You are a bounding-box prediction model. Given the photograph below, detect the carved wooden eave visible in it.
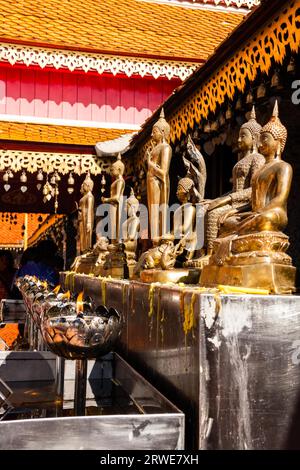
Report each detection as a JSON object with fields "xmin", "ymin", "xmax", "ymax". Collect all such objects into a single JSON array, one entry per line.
[
  {"xmin": 0, "ymin": 43, "xmax": 199, "ymax": 81},
  {"xmin": 126, "ymin": 0, "xmax": 299, "ymax": 157},
  {"xmin": 0, "ymin": 150, "xmax": 111, "ymax": 176},
  {"xmin": 141, "ymin": 0, "xmax": 260, "ymax": 13}
]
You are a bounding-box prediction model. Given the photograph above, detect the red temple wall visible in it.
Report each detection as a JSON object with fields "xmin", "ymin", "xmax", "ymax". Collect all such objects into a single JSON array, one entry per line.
[{"xmin": 0, "ymin": 64, "xmax": 180, "ymax": 126}]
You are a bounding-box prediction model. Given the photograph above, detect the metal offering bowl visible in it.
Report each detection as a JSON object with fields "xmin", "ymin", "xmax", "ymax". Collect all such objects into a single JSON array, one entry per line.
[
  {"xmin": 22, "ymin": 285, "xmax": 49, "ymax": 317},
  {"xmin": 40, "ymin": 305, "xmax": 122, "ymax": 359}
]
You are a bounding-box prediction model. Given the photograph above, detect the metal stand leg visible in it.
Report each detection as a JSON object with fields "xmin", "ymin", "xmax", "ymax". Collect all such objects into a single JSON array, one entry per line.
[
  {"xmin": 74, "ymin": 359, "xmax": 87, "ymax": 416},
  {"xmin": 55, "ymin": 356, "xmax": 65, "ymax": 398}
]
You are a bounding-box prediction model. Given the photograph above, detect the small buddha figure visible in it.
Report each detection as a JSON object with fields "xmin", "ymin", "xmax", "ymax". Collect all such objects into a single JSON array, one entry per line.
[
  {"xmin": 93, "ymin": 233, "xmax": 109, "ymax": 267},
  {"xmin": 160, "ymin": 177, "xmax": 197, "ymax": 270},
  {"xmin": 101, "ymin": 153, "xmax": 125, "ymax": 245},
  {"xmin": 122, "ymin": 188, "xmax": 140, "ymax": 276},
  {"xmin": 147, "ymin": 108, "xmax": 172, "ymax": 245},
  {"xmin": 200, "ymin": 101, "xmax": 296, "ymax": 293},
  {"xmin": 204, "ymin": 107, "xmax": 265, "ymax": 255},
  {"xmin": 78, "ymin": 172, "xmax": 94, "ymax": 254}
]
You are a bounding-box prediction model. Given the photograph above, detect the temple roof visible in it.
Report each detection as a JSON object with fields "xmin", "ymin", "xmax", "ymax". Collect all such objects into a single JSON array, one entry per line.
[
  {"xmin": 0, "ymin": 213, "xmax": 47, "ymax": 249},
  {"xmin": 0, "ymin": 212, "xmax": 64, "ymax": 249},
  {"xmin": 0, "ymin": 0, "xmax": 244, "ymax": 62},
  {"xmin": 0, "ymin": 122, "xmax": 131, "ymax": 146}
]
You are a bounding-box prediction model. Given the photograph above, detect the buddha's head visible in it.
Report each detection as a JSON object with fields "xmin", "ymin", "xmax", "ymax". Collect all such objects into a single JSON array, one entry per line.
[
  {"xmin": 260, "ymin": 101, "xmax": 287, "ymax": 159},
  {"xmin": 151, "ymin": 107, "xmax": 170, "ymax": 144},
  {"xmin": 238, "ymin": 106, "xmax": 262, "ymax": 153},
  {"xmin": 126, "ymin": 188, "xmax": 139, "ymax": 217},
  {"xmin": 111, "ymin": 153, "xmax": 125, "ymax": 177},
  {"xmin": 81, "ymin": 173, "xmax": 94, "ymax": 194},
  {"xmin": 176, "ymin": 177, "xmax": 194, "ymax": 204}
]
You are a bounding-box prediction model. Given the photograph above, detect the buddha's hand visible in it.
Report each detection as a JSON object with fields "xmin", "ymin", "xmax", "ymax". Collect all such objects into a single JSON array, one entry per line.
[{"xmin": 218, "ymin": 208, "xmax": 238, "ymax": 227}]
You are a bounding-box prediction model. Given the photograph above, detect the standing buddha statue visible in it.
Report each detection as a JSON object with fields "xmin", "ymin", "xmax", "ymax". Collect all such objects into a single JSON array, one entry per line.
[
  {"xmin": 147, "ymin": 107, "xmax": 172, "ymax": 245},
  {"xmin": 78, "ymin": 172, "xmax": 94, "ymax": 254},
  {"xmin": 101, "ymin": 153, "xmax": 125, "ymax": 245},
  {"xmin": 101, "ymin": 153, "xmax": 126, "ymax": 278}
]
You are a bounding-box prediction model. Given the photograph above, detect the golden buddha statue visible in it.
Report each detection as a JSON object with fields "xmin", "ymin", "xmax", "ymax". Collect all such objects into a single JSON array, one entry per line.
[
  {"xmin": 101, "ymin": 153, "xmax": 125, "ymax": 245},
  {"xmin": 147, "ymin": 108, "xmax": 172, "ymax": 245},
  {"xmin": 101, "ymin": 153, "xmax": 126, "ymax": 278},
  {"xmin": 200, "ymin": 101, "xmax": 296, "ymax": 294},
  {"xmin": 122, "ymin": 188, "xmax": 140, "ymax": 278},
  {"xmin": 204, "ymin": 106, "xmax": 265, "ymax": 256},
  {"xmin": 137, "ymin": 137, "xmax": 206, "ymax": 283},
  {"xmin": 78, "ymin": 172, "xmax": 94, "ymax": 254}
]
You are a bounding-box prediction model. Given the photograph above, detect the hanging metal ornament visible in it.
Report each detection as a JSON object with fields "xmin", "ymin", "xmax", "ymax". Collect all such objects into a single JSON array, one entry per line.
[
  {"xmin": 225, "ymin": 105, "xmax": 232, "ymax": 120},
  {"xmin": 211, "ymin": 120, "xmax": 219, "ymax": 132},
  {"xmin": 43, "ymin": 180, "xmax": 53, "ymax": 203},
  {"xmin": 235, "ymin": 97, "xmax": 242, "ymax": 110},
  {"xmin": 219, "ymin": 113, "xmax": 226, "ymax": 127},
  {"xmin": 20, "ymin": 171, "xmax": 27, "ymax": 183},
  {"xmin": 54, "ymin": 186, "xmax": 59, "ymax": 213},
  {"xmin": 50, "ymin": 174, "xmax": 56, "ymax": 185},
  {"xmin": 203, "ymin": 121, "xmax": 211, "ymax": 133},
  {"xmin": 37, "ymin": 170, "xmax": 44, "ymax": 181},
  {"xmin": 54, "ymin": 172, "xmax": 61, "ymax": 183},
  {"xmin": 246, "ymin": 89, "xmax": 254, "ymax": 104},
  {"xmin": 271, "ymin": 70, "xmax": 283, "ymax": 90},
  {"xmin": 257, "ymin": 81, "xmax": 267, "ymax": 99},
  {"xmin": 67, "ymin": 172, "xmax": 75, "ymax": 194},
  {"xmin": 68, "ymin": 173, "xmax": 74, "ymax": 186},
  {"xmin": 101, "ymin": 174, "xmax": 106, "ymax": 194},
  {"xmin": 287, "ymin": 57, "xmax": 296, "ymax": 74}
]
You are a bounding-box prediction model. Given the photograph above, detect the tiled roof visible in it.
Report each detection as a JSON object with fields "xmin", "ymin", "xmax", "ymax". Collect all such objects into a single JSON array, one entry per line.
[
  {"xmin": 0, "ymin": 213, "xmax": 49, "ymax": 248},
  {"xmin": 0, "ymin": 122, "xmax": 130, "ymax": 146},
  {"xmin": 0, "ymin": 0, "xmax": 243, "ymax": 61},
  {"xmin": 0, "ymin": 324, "xmax": 19, "ymax": 348},
  {"xmin": 28, "ymin": 214, "xmax": 64, "ymax": 246}
]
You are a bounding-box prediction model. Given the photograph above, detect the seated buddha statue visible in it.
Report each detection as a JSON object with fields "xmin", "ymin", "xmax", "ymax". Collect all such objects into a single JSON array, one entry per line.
[
  {"xmin": 200, "ymin": 101, "xmax": 296, "ymax": 294},
  {"xmin": 204, "ymin": 106, "xmax": 265, "ymax": 256},
  {"xmin": 133, "ymin": 176, "xmax": 198, "ymax": 282}
]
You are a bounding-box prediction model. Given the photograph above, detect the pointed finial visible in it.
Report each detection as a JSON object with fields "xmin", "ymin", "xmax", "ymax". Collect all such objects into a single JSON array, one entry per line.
[
  {"xmin": 250, "ymin": 105, "xmax": 256, "ymax": 120},
  {"xmin": 160, "ymin": 107, "xmax": 165, "ymax": 119},
  {"xmin": 273, "ymin": 100, "xmax": 279, "ymax": 118}
]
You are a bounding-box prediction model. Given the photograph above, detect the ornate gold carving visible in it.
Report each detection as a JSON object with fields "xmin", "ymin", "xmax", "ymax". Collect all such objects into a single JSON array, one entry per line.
[
  {"xmin": 168, "ymin": 1, "xmax": 299, "ymax": 142},
  {"xmin": 132, "ymin": 1, "xmax": 299, "ymax": 152},
  {"xmin": 0, "ymin": 150, "xmax": 111, "ymax": 175}
]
